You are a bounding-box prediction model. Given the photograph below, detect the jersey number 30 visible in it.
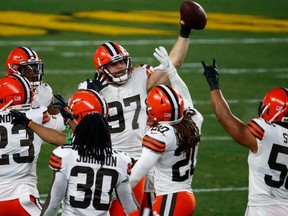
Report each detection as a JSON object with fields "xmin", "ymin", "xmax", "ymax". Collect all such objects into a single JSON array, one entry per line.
[{"xmin": 70, "ymin": 166, "xmax": 119, "ymax": 210}]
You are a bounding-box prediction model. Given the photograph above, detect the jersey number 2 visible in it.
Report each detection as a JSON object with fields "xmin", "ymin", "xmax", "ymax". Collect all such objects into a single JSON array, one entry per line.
[{"xmin": 172, "ymin": 147, "xmax": 195, "ymax": 181}]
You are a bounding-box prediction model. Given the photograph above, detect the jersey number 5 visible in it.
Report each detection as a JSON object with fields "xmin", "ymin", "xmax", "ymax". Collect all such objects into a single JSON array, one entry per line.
[{"xmin": 265, "ymin": 144, "xmax": 288, "ymax": 189}]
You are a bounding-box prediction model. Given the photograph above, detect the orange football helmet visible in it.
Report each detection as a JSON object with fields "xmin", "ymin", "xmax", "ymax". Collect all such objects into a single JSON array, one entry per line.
[
  {"xmin": 68, "ymin": 89, "xmax": 109, "ymax": 123},
  {"xmin": 93, "ymin": 42, "xmax": 132, "ymax": 85},
  {"xmin": 258, "ymin": 87, "xmax": 288, "ymax": 123},
  {"xmin": 146, "ymin": 85, "xmax": 184, "ymax": 125},
  {"xmin": 6, "ymin": 47, "xmax": 44, "ymax": 88},
  {"xmin": 0, "ymin": 74, "xmax": 33, "ymax": 111}
]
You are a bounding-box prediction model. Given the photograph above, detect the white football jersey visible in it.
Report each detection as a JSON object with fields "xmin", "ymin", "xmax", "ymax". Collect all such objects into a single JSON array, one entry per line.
[
  {"xmin": 32, "ymin": 82, "xmax": 66, "ymax": 132},
  {"xmin": 0, "ymin": 106, "xmax": 46, "ymax": 201},
  {"xmin": 142, "ymin": 109, "xmax": 203, "ymax": 195},
  {"xmin": 247, "ymin": 118, "xmax": 288, "ymax": 206},
  {"xmin": 49, "ymin": 145, "xmax": 132, "ymax": 216},
  {"xmin": 79, "ymin": 65, "xmax": 152, "ymax": 159}
]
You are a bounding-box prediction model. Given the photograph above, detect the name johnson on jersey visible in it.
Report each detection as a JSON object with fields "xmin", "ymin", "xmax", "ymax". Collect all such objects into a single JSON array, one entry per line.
[{"xmin": 76, "ymin": 154, "xmax": 117, "ymax": 167}]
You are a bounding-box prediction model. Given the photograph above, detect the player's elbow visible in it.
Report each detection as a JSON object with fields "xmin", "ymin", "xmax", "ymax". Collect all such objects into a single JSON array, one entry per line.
[{"xmin": 173, "ymin": 60, "xmax": 183, "ymax": 69}]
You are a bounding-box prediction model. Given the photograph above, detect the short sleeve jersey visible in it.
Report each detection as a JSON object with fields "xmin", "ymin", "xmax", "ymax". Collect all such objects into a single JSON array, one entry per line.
[
  {"xmin": 49, "ymin": 145, "xmax": 132, "ymax": 215},
  {"xmin": 142, "ymin": 109, "xmax": 203, "ymax": 195},
  {"xmin": 247, "ymin": 118, "xmax": 288, "ymax": 206}
]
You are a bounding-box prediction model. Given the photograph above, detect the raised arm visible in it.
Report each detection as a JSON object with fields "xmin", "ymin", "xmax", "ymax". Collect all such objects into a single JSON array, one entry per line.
[
  {"xmin": 153, "ymin": 46, "xmax": 193, "ymax": 109},
  {"xmin": 202, "ymin": 59, "xmax": 258, "ymax": 152},
  {"xmin": 146, "ymin": 22, "xmax": 191, "ymax": 92}
]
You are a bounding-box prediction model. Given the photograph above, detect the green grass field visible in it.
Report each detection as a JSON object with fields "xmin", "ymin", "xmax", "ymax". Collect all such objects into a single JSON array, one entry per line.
[{"xmin": 1, "ymin": 0, "xmax": 288, "ymax": 215}]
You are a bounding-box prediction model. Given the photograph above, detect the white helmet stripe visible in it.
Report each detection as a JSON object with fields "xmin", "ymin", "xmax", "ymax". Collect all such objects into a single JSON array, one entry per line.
[
  {"xmin": 158, "ymin": 84, "xmax": 180, "ymax": 121},
  {"xmin": 21, "ymin": 47, "xmax": 37, "ymax": 60},
  {"xmin": 13, "ymin": 74, "xmax": 32, "ymax": 104},
  {"xmin": 104, "ymin": 42, "xmax": 119, "ymax": 57},
  {"xmin": 88, "ymin": 89, "xmax": 109, "ymax": 118}
]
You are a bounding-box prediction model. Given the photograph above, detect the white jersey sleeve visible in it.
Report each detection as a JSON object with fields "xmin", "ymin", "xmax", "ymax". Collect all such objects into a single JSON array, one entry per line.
[
  {"xmin": 246, "ymin": 118, "xmax": 288, "ymax": 206},
  {"xmin": 31, "ymin": 82, "xmax": 65, "ymax": 131},
  {"xmin": 32, "ymin": 82, "xmax": 53, "ymax": 109}
]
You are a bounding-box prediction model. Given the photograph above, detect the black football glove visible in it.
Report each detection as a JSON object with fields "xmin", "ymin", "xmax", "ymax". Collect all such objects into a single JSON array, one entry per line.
[
  {"xmin": 202, "ymin": 59, "xmax": 220, "ymax": 90},
  {"xmin": 87, "ymin": 72, "xmax": 109, "ymax": 92},
  {"xmin": 52, "ymin": 93, "xmax": 74, "ymax": 121},
  {"xmin": 9, "ymin": 109, "xmax": 32, "ymax": 128}
]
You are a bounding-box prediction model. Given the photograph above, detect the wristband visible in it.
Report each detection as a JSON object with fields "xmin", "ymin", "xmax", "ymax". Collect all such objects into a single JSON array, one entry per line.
[
  {"xmin": 28, "ymin": 120, "xmax": 33, "ymax": 128},
  {"xmin": 180, "ymin": 26, "xmax": 191, "ymax": 38}
]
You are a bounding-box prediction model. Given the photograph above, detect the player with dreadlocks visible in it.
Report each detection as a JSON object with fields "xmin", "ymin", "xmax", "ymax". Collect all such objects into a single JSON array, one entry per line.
[
  {"xmin": 9, "ymin": 90, "xmax": 139, "ymax": 215},
  {"xmin": 71, "ymin": 112, "xmax": 112, "ymax": 162},
  {"xmin": 40, "ymin": 112, "xmax": 139, "ymax": 216},
  {"xmin": 129, "ymin": 47, "xmax": 203, "ymax": 216}
]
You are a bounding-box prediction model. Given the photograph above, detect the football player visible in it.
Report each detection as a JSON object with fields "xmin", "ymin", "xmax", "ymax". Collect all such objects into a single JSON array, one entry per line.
[
  {"xmin": 129, "ymin": 46, "xmax": 203, "ymax": 216},
  {"xmin": 0, "ymin": 74, "xmax": 62, "ymax": 215},
  {"xmin": 41, "ymin": 113, "xmax": 139, "ymax": 216},
  {"xmin": 10, "ymin": 90, "xmax": 140, "ymax": 216},
  {"xmin": 6, "ymin": 46, "xmax": 65, "ymax": 131},
  {"xmin": 10, "ymin": 89, "xmax": 108, "ymax": 146},
  {"xmin": 78, "ymin": 20, "xmax": 193, "ymax": 214},
  {"xmin": 202, "ymin": 59, "xmax": 288, "ymax": 216}
]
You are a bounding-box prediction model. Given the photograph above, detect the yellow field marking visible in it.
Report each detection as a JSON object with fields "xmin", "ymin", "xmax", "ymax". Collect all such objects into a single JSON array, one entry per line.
[
  {"xmin": 0, "ymin": 10, "xmax": 287, "ymax": 37},
  {"xmin": 207, "ymin": 13, "xmax": 288, "ymax": 33},
  {"xmin": 74, "ymin": 11, "xmax": 179, "ymax": 24},
  {"xmin": 0, "ymin": 24, "xmax": 46, "ymax": 36},
  {"xmin": 0, "ymin": 11, "xmax": 175, "ymax": 36}
]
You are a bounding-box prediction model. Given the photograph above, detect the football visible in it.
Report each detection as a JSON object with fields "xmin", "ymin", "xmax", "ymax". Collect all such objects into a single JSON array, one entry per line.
[{"xmin": 180, "ymin": 1, "xmax": 207, "ymax": 30}]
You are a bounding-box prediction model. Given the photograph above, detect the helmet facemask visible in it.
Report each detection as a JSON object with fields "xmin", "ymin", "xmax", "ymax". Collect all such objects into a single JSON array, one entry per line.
[
  {"xmin": 18, "ymin": 62, "xmax": 44, "ymax": 88},
  {"xmin": 102, "ymin": 56, "xmax": 132, "ymax": 85},
  {"xmin": 6, "ymin": 47, "xmax": 44, "ymax": 89}
]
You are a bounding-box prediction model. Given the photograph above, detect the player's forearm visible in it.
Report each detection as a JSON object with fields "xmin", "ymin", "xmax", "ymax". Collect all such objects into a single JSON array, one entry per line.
[
  {"xmin": 169, "ymin": 36, "xmax": 189, "ymax": 68},
  {"xmin": 130, "ymin": 149, "xmax": 159, "ymax": 188},
  {"xmin": 116, "ymin": 179, "xmax": 140, "ymax": 214},
  {"xmin": 29, "ymin": 122, "xmax": 67, "ymax": 146}
]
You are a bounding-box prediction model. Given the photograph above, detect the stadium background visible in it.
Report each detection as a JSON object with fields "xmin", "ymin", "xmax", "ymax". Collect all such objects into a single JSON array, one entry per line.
[{"xmin": 0, "ymin": 0, "xmax": 287, "ymax": 215}]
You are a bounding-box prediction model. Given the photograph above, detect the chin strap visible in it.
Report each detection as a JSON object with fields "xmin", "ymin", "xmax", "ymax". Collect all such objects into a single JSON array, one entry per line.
[{"xmin": 0, "ymin": 100, "xmax": 13, "ymax": 111}]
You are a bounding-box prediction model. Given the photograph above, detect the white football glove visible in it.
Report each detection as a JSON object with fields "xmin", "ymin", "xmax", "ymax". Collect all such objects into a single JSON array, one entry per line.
[
  {"xmin": 78, "ymin": 80, "xmax": 89, "ymax": 90},
  {"xmin": 32, "ymin": 82, "xmax": 53, "ymax": 108},
  {"xmin": 153, "ymin": 46, "xmax": 176, "ymax": 76}
]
